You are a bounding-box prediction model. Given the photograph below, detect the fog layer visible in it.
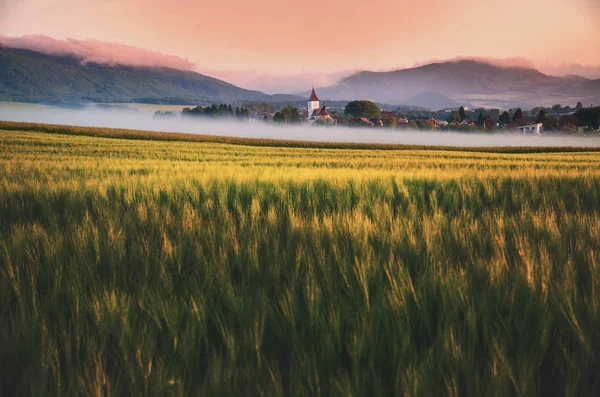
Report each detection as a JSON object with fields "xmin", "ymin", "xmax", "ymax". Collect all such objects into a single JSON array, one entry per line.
[{"xmin": 1, "ymin": 104, "xmax": 598, "ymax": 148}]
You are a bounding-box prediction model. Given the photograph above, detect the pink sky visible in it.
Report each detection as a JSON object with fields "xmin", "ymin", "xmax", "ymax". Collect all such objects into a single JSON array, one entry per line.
[{"xmin": 1, "ymin": 0, "xmax": 599, "ymax": 89}]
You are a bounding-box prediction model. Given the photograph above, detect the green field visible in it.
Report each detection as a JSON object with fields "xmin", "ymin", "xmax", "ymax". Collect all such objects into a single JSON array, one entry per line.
[{"xmin": 2, "ymin": 124, "xmax": 600, "ymax": 396}]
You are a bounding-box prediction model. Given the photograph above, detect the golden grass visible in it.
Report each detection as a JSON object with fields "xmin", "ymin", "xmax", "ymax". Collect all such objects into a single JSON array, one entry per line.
[{"xmin": 1, "ymin": 126, "xmax": 600, "ymax": 396}]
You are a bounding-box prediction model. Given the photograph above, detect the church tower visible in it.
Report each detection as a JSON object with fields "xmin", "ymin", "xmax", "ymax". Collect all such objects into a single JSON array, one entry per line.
[{"xmin": 307, "ymin": 88, "xmax": 320, "ymax": 118}]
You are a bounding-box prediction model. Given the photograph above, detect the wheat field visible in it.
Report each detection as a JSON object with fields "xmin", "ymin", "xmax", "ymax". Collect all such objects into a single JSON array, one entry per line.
[{"xmin": 1, "ymin": 125, "xmax": 600, "ymax": 396}]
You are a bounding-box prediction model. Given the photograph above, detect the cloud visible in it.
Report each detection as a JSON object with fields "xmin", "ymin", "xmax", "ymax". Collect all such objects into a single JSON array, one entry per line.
[{"xmin": 0, "ymin": 34, "xmax": 197, "ymax": 70}]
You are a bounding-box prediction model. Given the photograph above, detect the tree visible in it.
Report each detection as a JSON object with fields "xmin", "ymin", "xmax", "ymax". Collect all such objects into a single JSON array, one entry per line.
[
  {"xmin": 383, "ymin": 116, "xmax": 398, "ymax": 129},
  {"xmin": 483, "ymin": 117, "xmax": 497, "ymax": 130},
  {"xmin": 488, "ymin": 108, "xmax": 501, "ymax": 119},
  {"xmin": 575, "ymin": 107, "xmax": 600, "ymax": 129},
  {"xmin": 344, "ymin": 101, "xmax": 381, "ymax": 119},
  {"xmin": 477, "ymin": 112, "xmax": 485, "ymax": 123},
  {"xmin": 576, "ymin": 102, "xmax": 584, "ymax": 110},
  {"xmin": 416, "ymin": 119, "xmax": 436, "ymax": 130},
  {"xmin": 332, "ymin": 112, "xmax": 349, "ymax": 126},
  {"xmin": 459, "ymin": 106, "xmax": 467, "ymax": 120},
  {"xmin": 447, "ymin": 110, "xmax": 461, "ymax": 123},
  {"xmin": 273, "ymin": 106, "xmax": 302, "ymax": 124},
  {"xmin": 499, "ymin": 111, "xmax": 511, "ymax": 125},
  {"xmin": 536, "ymin": 110, "xmax": 546, "ymax": 124},
  {"xmin": 545, "ymin": 115, "xmax": 559, "ymax": 129},
  {"xmin": 513, "ymin": 108, "xmax": 523, "ymax": 122},
  {"xmin": 559, "ymin": 115, "xmax": 579, "ymax": 131}
]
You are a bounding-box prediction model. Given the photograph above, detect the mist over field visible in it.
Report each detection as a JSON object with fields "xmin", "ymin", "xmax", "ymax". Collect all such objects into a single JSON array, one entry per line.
[{"xmin": 1, "ymin": 103, "xmax": 598, "ymax": 147}]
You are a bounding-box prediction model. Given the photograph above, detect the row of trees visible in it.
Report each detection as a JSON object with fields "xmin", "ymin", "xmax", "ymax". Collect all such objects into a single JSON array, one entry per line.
[
  {"xmin": 182, "ymin": 104, "xmax": 250, "ymax": 118},
  {"xmin": 574, "ymin": 107, "xmax": 600, "ymax": 130},
  {"xmin": 177, "ymin": 100, "xmax": 599, "ymax": 132},
  {"xmin": 338, "ymin": 100, "xmax": 600, "ymax": 132}
]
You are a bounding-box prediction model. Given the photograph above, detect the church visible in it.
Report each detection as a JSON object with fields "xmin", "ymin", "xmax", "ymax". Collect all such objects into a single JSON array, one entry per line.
[{"xmin": 305, "ymin": 88, "xmax": 334, "ymax": 124}]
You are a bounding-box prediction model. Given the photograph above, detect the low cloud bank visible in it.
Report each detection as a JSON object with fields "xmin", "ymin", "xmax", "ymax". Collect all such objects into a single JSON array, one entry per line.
[
  {"xmin": 1, "ymin": 104, "xmax": 598, "ymax": 148},
  {"xmin": 0, "ymin": 35, "xmax": 197, "ymax": 70}
]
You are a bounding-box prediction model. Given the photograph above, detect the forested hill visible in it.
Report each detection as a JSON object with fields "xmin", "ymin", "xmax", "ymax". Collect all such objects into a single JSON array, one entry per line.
[
  {"xmin": 313, "ymin": 60, "xmax": 599, "ymax": 109},
  {"xmin": 0, "ymin": 47, "xmax": 301, "ymax": 104}
]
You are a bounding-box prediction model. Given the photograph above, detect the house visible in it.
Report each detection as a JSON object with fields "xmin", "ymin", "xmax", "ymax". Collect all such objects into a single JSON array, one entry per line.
[
  {"xmin": 371, "ymin": 118, "xmax": 383, "ymax": 127},
  {"xmin": 518, "ymin": 123, "xmax": 543, "ymax": 135},
  {"xmin": 430, "ymin": 118, "xmax": 448, "ymax": 129},
  {"xmin": 349, "ymin": 117, "xmax": 374, "ymax": 127},
  {"xmin": 306, "ymin": 88, "xmax": 335, "ymax": 124}
]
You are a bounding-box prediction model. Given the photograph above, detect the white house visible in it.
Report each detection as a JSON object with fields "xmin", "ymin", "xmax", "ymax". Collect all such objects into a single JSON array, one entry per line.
[
  {"xmin": 305, "ymin": 88, "xmax": 334, "ymax": 124},
  {"xmin": 518, "ymin": 123, "xmax": 543, "ymax": 135}
]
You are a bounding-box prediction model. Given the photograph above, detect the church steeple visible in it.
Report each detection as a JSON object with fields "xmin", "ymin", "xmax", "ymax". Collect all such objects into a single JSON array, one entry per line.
[{"xmin": 307, "ymin": 87, "xmax": 321, "ymax": 119}]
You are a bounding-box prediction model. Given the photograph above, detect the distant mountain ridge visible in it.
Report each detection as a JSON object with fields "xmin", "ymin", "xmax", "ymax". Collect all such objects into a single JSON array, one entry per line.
[
  {"xmin": 2, "ymin": 46, "xmax": 599, "ymax": 110},
  {"xmin": 0, "ymin": 47, "xmax": 301, "ymax": 104},
  {"xmin": 314, "ymin": 60, "xmax": 600, "ymax": 109}
]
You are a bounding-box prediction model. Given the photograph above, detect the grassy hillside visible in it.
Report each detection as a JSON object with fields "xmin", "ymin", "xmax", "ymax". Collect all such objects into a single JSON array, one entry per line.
[
  {"xmin": 0, "ymin": 47, "xmax": 301, "ymax": 104},
  {"xmin": 2, "ymin": 126, "xmax": 600, "ymax": 396}
]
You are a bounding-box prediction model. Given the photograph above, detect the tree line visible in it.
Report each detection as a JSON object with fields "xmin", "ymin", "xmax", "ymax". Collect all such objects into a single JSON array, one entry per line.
[
  {"xmin": 172, "ymin": 100, "xmax": 599, "ymax": 133},
  {"xmin": 182, "ymin": 104, "xmax": 250, "ymax": 118}
]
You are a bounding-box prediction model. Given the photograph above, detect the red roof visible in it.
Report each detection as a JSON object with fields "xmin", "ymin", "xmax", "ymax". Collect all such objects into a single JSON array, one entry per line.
[
  {"xmin": 308, "ymin": 88, "xmax": 320, "ymax": 102},
  {"xmin": 349, "ymin": 117, "xmax": 374, "ymax": 126},
  {"xmin": 318, "ymin": 105, "xmax": 330, "ymax": 117}
]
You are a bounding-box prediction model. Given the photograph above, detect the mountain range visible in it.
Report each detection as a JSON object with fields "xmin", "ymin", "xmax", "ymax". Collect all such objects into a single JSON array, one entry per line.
[
  {"xmin": 1, "ymin": 45, "xmax": 599, "ymax": 110},
  {"xmin": 313, "ymin": 60, "xmax": 600, "ymax": 109},
  {"xmin": 0, "ymin": 47, "xmax": 301, "ymax": 105}
]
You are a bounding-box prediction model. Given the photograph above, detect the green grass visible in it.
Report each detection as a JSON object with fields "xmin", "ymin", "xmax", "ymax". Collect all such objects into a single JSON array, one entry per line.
[{"xmin": 1, "ymin": 126, "xmax": 600, "ymax": 396}]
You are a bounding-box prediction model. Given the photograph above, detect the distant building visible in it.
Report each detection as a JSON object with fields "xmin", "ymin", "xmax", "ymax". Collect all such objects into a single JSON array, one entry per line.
[
  {"xmin": 305, "ymin": 88, "xmax": 335, "ymax": 124},
  {"xmin": 431, "ymin": 118, "xmax": 448, "ymax": 129},
  {"xmin": 518, "ymin": 123, "xmax": 543, "ymax": 135},
  {"xmin": 349, "ymin": 117, "xmax": 374, "ymax": 127}
]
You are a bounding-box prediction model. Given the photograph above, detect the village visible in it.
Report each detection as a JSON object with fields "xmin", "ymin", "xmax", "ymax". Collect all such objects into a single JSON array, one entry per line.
[{"xmin": 171, "ymin": 88, "xmax": 600, "ymax": 134}]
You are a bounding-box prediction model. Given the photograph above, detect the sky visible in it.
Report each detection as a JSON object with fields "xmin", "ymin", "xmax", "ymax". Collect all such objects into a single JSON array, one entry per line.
[{"xmin": 1, "ymin": 0, "xmax": 599, "ymax": 91}]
